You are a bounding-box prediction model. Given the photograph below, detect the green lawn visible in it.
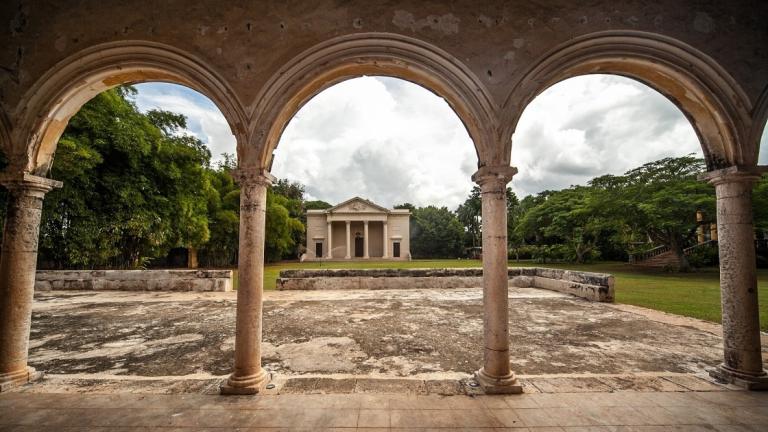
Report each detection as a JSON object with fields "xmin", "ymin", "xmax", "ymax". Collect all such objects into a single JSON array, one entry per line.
[{"xmin": 237, "ymin": 259, "xmax": 768, "ymax": 331}]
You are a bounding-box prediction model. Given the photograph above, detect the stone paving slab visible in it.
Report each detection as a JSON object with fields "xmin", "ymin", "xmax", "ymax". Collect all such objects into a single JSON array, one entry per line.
[
  {"xmin": 0, "ymin": 391, "xmax": 766, "ymax": 430},
  {"xmin": 27, "ymin": 288, "xmax": 741, "ymax": 386}
]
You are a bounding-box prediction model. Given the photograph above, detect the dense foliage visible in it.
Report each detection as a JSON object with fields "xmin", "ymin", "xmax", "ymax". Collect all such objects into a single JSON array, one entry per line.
[
  {"xmin": 509, "ymin": 156, "xmax": 718, "ymax": 270},
  {"xmin": 33, "ymin": 87, "xmax": 303, "ymax": 268},
  {"xmin": 409, "ymin": 206, "xmax": 464, "ymax": 258}
]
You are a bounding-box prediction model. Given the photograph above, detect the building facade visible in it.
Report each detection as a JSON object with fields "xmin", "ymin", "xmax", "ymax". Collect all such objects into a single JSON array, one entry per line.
[{"xmin": 305, "ymin": 197, "xmax": 410, "ymax": 260}]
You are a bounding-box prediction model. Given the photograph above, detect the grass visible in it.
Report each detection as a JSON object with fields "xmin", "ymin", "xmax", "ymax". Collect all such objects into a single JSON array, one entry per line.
[{"xmin": 232, "ymin": 259, "xmax": 768, "ymax": 331}]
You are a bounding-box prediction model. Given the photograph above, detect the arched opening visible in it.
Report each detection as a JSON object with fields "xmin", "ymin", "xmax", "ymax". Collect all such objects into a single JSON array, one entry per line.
[
  {"xmin": 509, "ymin": 71, "xmax": 767, "ymax": 382},
  {"xmin": 9, "ymin": 78, "xmax": 243, "ymax": 384},
  {"xmin": 262, "ymin": 75, "xmax": 482, "ymax": 381}
]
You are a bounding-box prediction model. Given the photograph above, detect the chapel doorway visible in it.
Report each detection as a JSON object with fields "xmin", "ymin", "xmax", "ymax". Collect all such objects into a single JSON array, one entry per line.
[{"xmin": 355, "ymin": 233, "xmax": 364, "ymax": 258}]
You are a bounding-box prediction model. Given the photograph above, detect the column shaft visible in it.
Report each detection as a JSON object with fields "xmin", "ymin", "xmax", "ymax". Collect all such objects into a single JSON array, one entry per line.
[
  {"xmin": 472, "ymin": 166, "xmax": 521, "ymax": 394},
  {"xmin": 326, "ymin": 221, "xmax": 333, "ymax": 259},
  {"xmin": 703, "ymin": 167, "xmax": 767, "ymax": 389},
  {"xmin": 221, "ymin": 169, "xmax": 273, "ymax": 395},
  {"xmin": 0, "ymin": 174, "xmax": 61, "ymax": 392},
  {"xmin": 364, "ymin": 221, "xmax": 370, "ymax": 259},
  {"xmin": 345, "ymin": 221, "xmax": 351, "ymax": 259}
]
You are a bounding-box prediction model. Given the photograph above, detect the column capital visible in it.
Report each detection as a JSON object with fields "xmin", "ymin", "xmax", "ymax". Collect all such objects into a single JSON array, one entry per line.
[
  {"xmin": 471, "ymin": 165, "xmax": 518, "ymax": 188},
  {"xmin": 0, "ymin": 172, "xmax": 62, "ymax": 195},
  {"xmin": 232, "ymin": 168, "xmax": 276, "ymax": 187},
  {"xmin": 698, "ymin": 165, "xmax": 767, "ymax": 186}
]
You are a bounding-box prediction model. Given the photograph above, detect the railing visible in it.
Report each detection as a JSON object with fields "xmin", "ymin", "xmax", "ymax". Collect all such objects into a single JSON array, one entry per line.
[
  {"xmin": 630, "ymin": 240, "xmax": 719, "ymax": 264},
  {"xmin": 629, "ymin": 245, "xmax": 670, "ymax": 263},
  {"xmin": 683, "ymin": 240, "xmax": 718, "ymax": 255}
]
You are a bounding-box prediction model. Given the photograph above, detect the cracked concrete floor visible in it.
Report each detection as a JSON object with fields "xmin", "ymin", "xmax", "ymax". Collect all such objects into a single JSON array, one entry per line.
[{"xmin": 21, "ymin": 287, "xmax": 766, "ymax": 394}]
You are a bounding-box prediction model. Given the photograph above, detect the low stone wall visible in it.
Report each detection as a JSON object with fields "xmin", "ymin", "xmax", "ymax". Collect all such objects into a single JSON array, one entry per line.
[
  {"xmin": 35, "ymin": 269, "xmax": 233, "ymax": 292},
  {"xmin": 277, "ymin": 267, "xmax": 614, "ymax": 302}
]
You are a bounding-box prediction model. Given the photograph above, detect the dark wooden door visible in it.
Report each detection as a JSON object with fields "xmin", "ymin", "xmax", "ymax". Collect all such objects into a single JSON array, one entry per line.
[
  {"xmin": 355, "ymin": 236, "xmax": 364, "ymax": 257},
  {"xmin": 393, "ymin": 242, "xmax": 401, "ymax": 258},
  {"xmin": 315, "ymin": 242, "xmax": 323, "ymax": 258}
]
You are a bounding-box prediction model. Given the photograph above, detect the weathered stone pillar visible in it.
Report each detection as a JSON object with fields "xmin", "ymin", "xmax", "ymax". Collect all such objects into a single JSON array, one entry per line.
[
  {"xmin": 363, "ymin": 221, "xmax": 370, "ymax": 259},
  {"xmin": 345, "ymin": 220, "xmax": 351, "ymax": 259},
  {"xmin": 221, "ymin": 168, "xmax": 274, "ymax": 395},
  {"xmin": 326, "ymin": 221, "xmax": 333, "ymax": 259},
  {"xmin": 701, "ymin": 166, "xmax": 768, "ymax": 390},
  {"xmin": 471, "ymin": 165, "xmax": 522, "ymax": 394},
  {"xmin": 0, "ymin": 173, "xmax": 61, "ymax": 392},
  {"xmin": 382, "ymin": 221, "xmax": 389, "ymax": 258}
]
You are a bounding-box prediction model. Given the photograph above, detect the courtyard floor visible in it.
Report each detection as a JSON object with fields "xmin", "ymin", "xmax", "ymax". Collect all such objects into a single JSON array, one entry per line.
[{"xmin": 2, "ymin": 286, "xmax": 767, "ymax": 430}]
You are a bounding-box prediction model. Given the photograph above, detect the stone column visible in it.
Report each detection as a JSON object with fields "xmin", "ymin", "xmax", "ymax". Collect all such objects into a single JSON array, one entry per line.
[
  {"xmin": 471, "ymin": 165, "xmax": 522, "ymax": 394},
  {"xmin": 382, "ymin": 221, "xmax": 389, "ymax": 258},
  {"xmin": 0, "ymin": 173, "xmax": 61, "ymax": 392},
  {"xmin": 221, "ymin": 168, "xmax": 275, "ymax": 395},
  {"xmin": 345, "ymin": 221, "xmax": 351, "ymax": 259},
  {"xmin": 363, "ymin": 221, "xmax": 370, "ymax": 259},
  {"xmin": 326, "ymin": 221, "xmax": 333, "ymax": 259},
  {"xmin": 701, "ymin": 166, "xmax": 768, "ymax": 390}
]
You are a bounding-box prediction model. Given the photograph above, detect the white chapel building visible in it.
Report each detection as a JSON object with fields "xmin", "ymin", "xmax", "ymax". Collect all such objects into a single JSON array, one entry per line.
[{"xmin": 305, "ymin": 197, "xmax": 411, "ymax": 260}]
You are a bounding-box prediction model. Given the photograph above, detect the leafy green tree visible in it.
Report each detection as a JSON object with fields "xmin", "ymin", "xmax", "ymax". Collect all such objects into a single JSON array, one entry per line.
[
  {"xmin": 265, "ymin": 191, "xmax": 305, "ymax": 262},
  {"xmin": 305, "ymin": 200, "xmax": 332, "ymax": 210},
  {"xmin": 456, "ymin": 187, "xmax": 482, "ymax": 249},
  {"xmin": 410, "ymin": 206, "xmax": 464, "ymax": 258},
  {"xmin": 753, "ymin": 174, "xmax": 768, "ymax": 233},
  {"xmin": 516, "ymin": 186, "xmax": 610, "ymax": 263},
  {"xmin": 617, "ymin": 156, "xmax": 715, "ymax": 271},
  {"xmin": 198, "ymin": 167, "xmax": 240, "ymax": 267},
  {"xmin": 272, "ymin": 178, "xmax": 305, "ymax": 201},
  {"xmin": 38, "ymin": 86, "xmax": 212, "ymax": 268},
  {"xmin": 394, "ymin": 202, "xmax": 416, "ymax": 211}
]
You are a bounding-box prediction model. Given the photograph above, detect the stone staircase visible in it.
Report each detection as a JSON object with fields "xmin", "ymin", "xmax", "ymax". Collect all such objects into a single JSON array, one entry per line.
[{"xmin": 630, "ymin": 240, "xmax": 717, "ymax": 268}]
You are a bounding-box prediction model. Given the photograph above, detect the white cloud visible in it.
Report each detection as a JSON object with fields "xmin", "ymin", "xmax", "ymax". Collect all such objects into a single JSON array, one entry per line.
[
  {"xmin": 511, "ymin": 75, "xmax": 702, "ymax": 197},
  {"xmin": 272, "ymin": 76, "xmax": 477, "ymax": 209},
  {"xmin": 131, "ymin": 75, "xmax": 709, "ymax": 208}
]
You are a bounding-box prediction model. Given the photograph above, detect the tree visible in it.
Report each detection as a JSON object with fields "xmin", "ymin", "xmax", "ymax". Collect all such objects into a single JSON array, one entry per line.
[
  {"xmin": 456, "ymin": 187, "xmax": 482, "ymax": 249},
  {"xmin": 272, "ymin": 178, "xmax": 305, "ymax": 201},
  {"xmin": 410, "ymin": 206, "xmax": 464, "ymax": 258},
  {"xmin": 753, "ymin": 174, "xmax": 768, "ymax": 233},
  {"xmin": 609, "ymin": 155, "xmax": 715, "ymax": 271},
  {"xmin": 305, "ymin": 200, "xmax": 332, "ymax": 210},
  {"xmin": 457, "ymin": 186, "xmax": 517, "ymax": 252},
  {"xmin": 394, "ymin": 202, "xmax": 416, "ymax": 211},
  {"xmin": 38, "ymin": 86, "xmax": 212, "ymax": 268},
  {"xmin": 519, "ymin": 186, "xmax": 609, "ymax": 263},
  {"xmin": 264, "ymin": 191, "xmax": 305, "ymax": 262},
  {"xmin": 198, "ymin": 167, "xmax": 240, "ymax": 267}
]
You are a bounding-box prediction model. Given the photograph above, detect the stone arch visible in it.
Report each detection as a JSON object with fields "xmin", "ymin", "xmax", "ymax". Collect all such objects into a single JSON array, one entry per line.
[
  {"xmin": 246, "ymin": 32, "xmax": 498, "ymax": 169},
  {"xmin": 0, "ymin": 109, "xmax": 11, "ymax": 163},
  {"xmin": 9, "ymin": 41, "xmax": 247, "ymax": 175},
  {"xmin": 750, "ymin": 84, "xmax": 768, "ymax": 163},
  {"xmin": 503, "ymin": 31, "xmax": 754, "ymax": 169}
]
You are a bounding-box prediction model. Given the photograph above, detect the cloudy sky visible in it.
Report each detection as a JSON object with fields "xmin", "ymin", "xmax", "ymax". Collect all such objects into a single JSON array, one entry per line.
[{"xmin": 134, "ymin": 76, "xmax": 768, "ymax": 209}]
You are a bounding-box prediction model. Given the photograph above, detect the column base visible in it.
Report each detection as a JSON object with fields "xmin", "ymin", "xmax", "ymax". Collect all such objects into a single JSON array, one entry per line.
[
  {"xmin": 710, "ymin": 364, "xmax": 768, "ymax": 390},
  {"xmin": 0, "ymin": 367, "xmax": 44, "ymax": 392},
  {"xmin": 474, "ymin": 368, "xmax": 523, "ymax": 394},
  {"xmin": 220, "ymin": 369, "xmax": 269, "ymax": 395}
]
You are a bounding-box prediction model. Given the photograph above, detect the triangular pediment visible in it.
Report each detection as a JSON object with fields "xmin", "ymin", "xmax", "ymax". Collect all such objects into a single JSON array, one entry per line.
[{"xmin": 328, "ymin": 197, "xmax": 390, "ymax": 214}]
